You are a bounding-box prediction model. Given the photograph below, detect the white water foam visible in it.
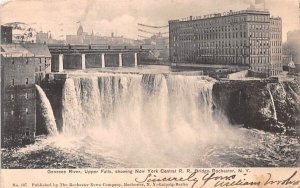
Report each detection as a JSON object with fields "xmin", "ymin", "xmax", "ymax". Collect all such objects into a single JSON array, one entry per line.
[{"xmin": 36, "ymin": 85, "xmax": 58, "ymax": 136}]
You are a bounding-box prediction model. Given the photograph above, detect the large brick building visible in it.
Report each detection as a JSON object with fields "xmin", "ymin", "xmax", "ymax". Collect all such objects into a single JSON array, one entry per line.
[
  {"xmin": 169, "ymin": 9, "xmax": 282, "ymax": 77},
  {"xmin": 1, "ymin": 42, "xmax": 51, "ymax": 146}
]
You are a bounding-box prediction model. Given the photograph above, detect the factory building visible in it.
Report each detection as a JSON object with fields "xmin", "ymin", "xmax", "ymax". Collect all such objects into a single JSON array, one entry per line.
[
  {"xmin": 1, "ymin": 26, "xmax": 51, "ymax": 146},
  {"xmin": 169, "ymin": 9, "xmax": 282, "ymax": 77}
]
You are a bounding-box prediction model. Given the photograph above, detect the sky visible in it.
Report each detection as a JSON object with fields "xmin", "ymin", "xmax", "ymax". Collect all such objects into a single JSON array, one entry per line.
[{"xmin": 0, "ymin": 0, "xmax": 299, "ymax": 41}]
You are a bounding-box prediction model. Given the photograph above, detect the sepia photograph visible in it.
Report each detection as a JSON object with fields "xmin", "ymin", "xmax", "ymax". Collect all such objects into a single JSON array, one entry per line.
[{"xmin": 1, "ymin": 0, "xmax": 300, "ymax": 174}]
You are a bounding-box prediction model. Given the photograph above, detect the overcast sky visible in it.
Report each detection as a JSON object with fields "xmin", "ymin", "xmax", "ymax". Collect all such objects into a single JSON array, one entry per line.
[{"xmin": 0, "ymin": 0, "xmax": 299, "ymax": 41}]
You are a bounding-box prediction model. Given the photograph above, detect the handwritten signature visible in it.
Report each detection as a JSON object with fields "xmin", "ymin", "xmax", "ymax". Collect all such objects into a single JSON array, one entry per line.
[{"xmin": 135, "ymin": 170, "xmax": 300, "ymax": 188}]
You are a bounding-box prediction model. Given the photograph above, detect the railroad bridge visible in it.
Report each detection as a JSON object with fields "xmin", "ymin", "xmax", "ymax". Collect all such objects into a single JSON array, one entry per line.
[{"xmin": 48, "ymin": 44, "xmax": 150, "ymax": 72}]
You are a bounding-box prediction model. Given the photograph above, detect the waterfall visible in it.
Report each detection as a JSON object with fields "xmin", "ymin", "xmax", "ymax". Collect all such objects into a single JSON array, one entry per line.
[
  {"xmin": 60, "ymin": 73, "xmax": 224, "ymax": 166},
  {"xmin": 62, "ymin": 77, "xmax": 102, "ymax": 133},
  {"xmin": 35, "ymin": 85, "xmax": 58, "ymax": 135},
  {"xmin": 267, "ymin": 88, "xmax": 278, "ymax": 121},
  {"xmin": 279, "ymin": 82, "xmax": 286, "ymax": 97},
  {"xmin": 61, "ymin": 74, "xmax": 218, "ymax": 133}
]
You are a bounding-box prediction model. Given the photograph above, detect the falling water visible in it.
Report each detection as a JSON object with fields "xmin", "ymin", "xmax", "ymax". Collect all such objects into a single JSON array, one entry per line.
[
  {"xmin": 35, "ymin": 85, "xmax": 58, "ymax": 136},
  {"xmin": 267, "ymin": 88, "xmax": 278, "ymax": 121},
  {"xmin": 61, "ymin": 74, "xmax": 218, "ymax": 133},
  {"xmin": 279, "ymin": 82, "xmax": 287, "ymax": 97},
  {"xmin": 60, "ymin": 73, "xmax": 225, "ymax": 166}
]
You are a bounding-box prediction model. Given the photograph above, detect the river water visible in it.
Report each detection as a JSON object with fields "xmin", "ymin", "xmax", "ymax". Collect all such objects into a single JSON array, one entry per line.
[{"xmin": 2, "ymin": 66, "xmax": 300, "ymax": 168}]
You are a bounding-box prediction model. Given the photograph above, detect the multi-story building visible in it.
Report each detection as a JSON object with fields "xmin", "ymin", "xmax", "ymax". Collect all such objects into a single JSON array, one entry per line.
[
  {"xmin": 1, "ymin": 37, "xmax": 51, "ymax": 146},
  {"xmin": 169, "ymin": 9, "xmax": 282, "ymax": 77},
  {"xmin": 269, "ymin": 17, "xmax": 282, "ymax": 75}
]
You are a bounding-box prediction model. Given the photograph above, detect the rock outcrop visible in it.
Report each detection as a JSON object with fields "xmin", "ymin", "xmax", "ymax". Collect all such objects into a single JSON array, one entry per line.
[{"xmin": 213, "ymin": 77, "xmax": 300, "ymax": 135}]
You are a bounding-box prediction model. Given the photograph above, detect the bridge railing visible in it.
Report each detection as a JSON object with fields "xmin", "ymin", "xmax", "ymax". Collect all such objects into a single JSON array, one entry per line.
[{"xmin": 47, "ymin": 44, "xmax": 148, "ymax": 51}]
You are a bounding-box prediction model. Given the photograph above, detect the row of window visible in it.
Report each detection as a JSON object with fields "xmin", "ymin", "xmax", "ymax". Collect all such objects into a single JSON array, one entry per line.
[
  {"xmin": 176, "ymin": 55, "xmax": 249, "ymax": 65},
  {"xmin": 197, "ymin": 48, "xmax": 248, "ymax": 55},
  {"xmin": 250, "ymin": 39, "xmax": 269, "ymax": 46},
  {"xmin": 271, "ymin": 55, "xmax": 282, "ymax": 61},
  {"xmin": 10, "ymin": 92, "xmax": 29, "ymax": 100},
  {"xmin": 270, "ymin": 41, "xmax": 281, "ymax": 46},
  {"xmin": 174, "ymin": 46, "xmax": 272, "ymax": 52},
  {"xmin": 249, "ymin": 32, "xmax": 270, "ymax": 38},
  {"xmin": 173, "ymin": 31, "xmax": 275, "ymax": 42},
  {"xmin": 172, "ymin": 22, "xmax": 271, "ymax": 36},
  {"xmin": 174, "ymin": 14, "xmax": 270, "ymax": 29},
  {"xmin": 250, "ymin": 48, "xmax": 270, "ymax": 55},
  {"xmin": 271, "ymin": 20, "xmax": 281, "ymax": 26},
  {"xmin": 175, "ymin": 31, "xmax": 247, "ymax": 41},
  {"xmin": 270, "ymin": 28, "xmax": 281, "ymax": 32},
  {"xmin": 175, "ymin": 48, "xmax": 250, "ymax": 57},
  {"xmin": 249, "ymin": 24, "xmax": 269, "ymax": 30},
  {"xmin": 4, "ymin": 128, "xmax": 32, "ymax": 138},
  {"xmin": 174, "ymin": 48, "xmax": 281, "ymax": 60},
  {"xmin": 192, "ymin": 24, "xmax": 247, "ymax": 33},
  {"xmin": 11, "ymin": 78, "xmax": 29, "ymax": 86},
  {"xmin": 250, "ymin": 66, "xmax": 281, "ymax": 75},
  {"xmin": 270, "ymin": 34, "xmax": 281, "ymax": 39},
  {"xmin": 9, "ymin": 108, "xmax": 29, "ymax": 116},
  {"xmin": 271, "ymin": 48, "xmax": 282, "ymax": 54},
  {"xmin": 11, "ymin": 57, "xmax": 49, "ymax": 64},
  {"xmin": 174, "ymin": 39, "xmax": 271, "ymax": 48},
  {"xmin": 173, "ymin": 42, "xmax": 278, "ymax": 50},
  {"xmin": 250, "ymin": 57, "xmax": 270, "ymax": 64}
]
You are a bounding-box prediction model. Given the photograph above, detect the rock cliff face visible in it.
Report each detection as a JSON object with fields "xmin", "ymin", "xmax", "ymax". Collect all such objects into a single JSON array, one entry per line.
[{"xmin": 212, "ymin": 78, "xmax": 300, "ymax": 135}]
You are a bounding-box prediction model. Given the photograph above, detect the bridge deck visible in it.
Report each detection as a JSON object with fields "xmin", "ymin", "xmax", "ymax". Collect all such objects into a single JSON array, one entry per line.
[{"xmin": 47, "ymin": 44, "xmax": 149, "ymax": 54}]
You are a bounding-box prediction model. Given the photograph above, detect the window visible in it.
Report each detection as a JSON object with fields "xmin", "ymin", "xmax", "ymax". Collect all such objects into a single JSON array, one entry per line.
[
  {"xmin": 11, "ymin": 79, "xmax": 14, "ymax": 86},
  {"xmin": 25, "ymin": 108, "xmax": 28, "ymax": 114},
  {"xmin": 39, "ymin": 66, "xmax": 42, "ymax": 71},
  {"xmin": 12, "ymin": 58, "xmax": 14, "ymax": 64},
  {"xmin": 25, "ymin": 92, "xmax": 28, "ymax": 99},
  {"xmin": 25, "ymin": 128, "xmax": 30, "ymax": 136},
  {"xmin": 26, "ymin": 58, "xmax": 28, "ymax": 64},
  {"xmin": 10, "ymin": 94, "xmax": 14, "ymax": 100},
  {"xmin": 25, "ymin": 78, "xmax": 28, "ymax": 85}
]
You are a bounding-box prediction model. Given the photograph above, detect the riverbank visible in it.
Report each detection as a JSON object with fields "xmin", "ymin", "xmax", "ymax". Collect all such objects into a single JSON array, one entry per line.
[{"xmin": 213, "ymin": 76, "xmax": 300, "ymax": 135}]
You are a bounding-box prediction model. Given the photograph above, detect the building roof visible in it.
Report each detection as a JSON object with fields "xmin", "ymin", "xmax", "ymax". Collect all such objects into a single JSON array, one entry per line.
[
  {"xmin": 77, "ymin": 24, "xmax": 83, "ymax": 36},
  {"xmin": 0, "ymin": 43, "xmax": 51, "ymax": 57},
  {"xmin": 169, "ymin": 9, "xmax": 270, "ymax": 23},
  {"xmin": 288, "ymin": 60, "xmax": 296, "ymax": 69}
]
